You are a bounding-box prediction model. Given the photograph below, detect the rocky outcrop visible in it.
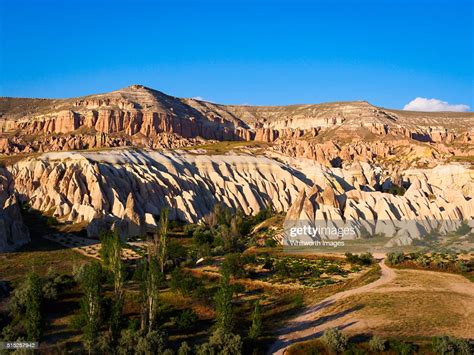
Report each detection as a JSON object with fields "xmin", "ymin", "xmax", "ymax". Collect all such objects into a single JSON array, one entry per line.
[
  {"xmin": 284, "ymin": 164, "xmax": 474, "ymax": 246},
  {"xmin": 0, "ymin": 132, "xmax": 213, "ymax": 155},
  {"xmin": 0, "ymin": 168, "xmax": 30, "ymax": 252},
  {"xmin": 5, "ymin": 148, "xmax": 472, "ymax": 245},
  {"xmin": 1, "ymin": 85, "xmax": 472, "ymax": 157},
  {"xmin": 8, "ymin": 149, "xmax": 309, "ymax": 238}
]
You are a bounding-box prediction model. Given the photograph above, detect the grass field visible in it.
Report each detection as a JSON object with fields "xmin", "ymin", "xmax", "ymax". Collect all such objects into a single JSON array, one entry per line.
[{"xmin": 311, "ymin": 268, "xmax": 474, "ymax": 339}]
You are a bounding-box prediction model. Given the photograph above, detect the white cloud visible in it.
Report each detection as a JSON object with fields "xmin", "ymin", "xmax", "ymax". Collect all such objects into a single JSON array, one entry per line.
[{"xmin": 403, "ymin": 97, "xmax": 470, "ymax": 112}]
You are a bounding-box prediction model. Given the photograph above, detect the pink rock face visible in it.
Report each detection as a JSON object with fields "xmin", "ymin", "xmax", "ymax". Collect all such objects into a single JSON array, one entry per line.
[{"xmin": 55, "ymin": 110, "xmax": 80, "ymax": 133}]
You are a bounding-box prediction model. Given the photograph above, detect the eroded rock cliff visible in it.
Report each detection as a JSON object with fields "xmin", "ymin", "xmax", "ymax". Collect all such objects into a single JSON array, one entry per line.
[{"xmin": 0, "ymin": 168, "xmax": 30, "ymax": 252}]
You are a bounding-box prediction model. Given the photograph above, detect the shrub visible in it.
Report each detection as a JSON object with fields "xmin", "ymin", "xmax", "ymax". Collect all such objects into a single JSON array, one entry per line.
[
  {"xmin": 387, "ymin": 251, "xmax": 405, "ymax": 265},
  {"xmin": 369, "ymin": 335, "xmax": 386, "ymax": 352},
  {"xmin": 432, "ymin": 336, "xmax": 472, "ymax": 355},
  {"xmin": 387, "ymin": 185, "xmax": 406, "ymax": 196},
  {"xmin": 274, "ymin": 259, "xmax": 292, "ymax": 277},
  {"xmin": 326, "ymin": 264, "xmax": 344, "ymax": 275},
  {"xmin": 455, "ymin": 221, "xmax": 471, "ymax": 236},
  {"xmin": 170, "ymin": 269, "xmax": 202, "ymax": 296},
  {"xmin": 192, "ymin": 227, "xmax": 214, "ymax": 246},
  {"xmin": 345, "ymin": 252, "xmax": 374, "ymax": 266},
  {"xmin": 176, "ymin": 309, "xmax": 198, "ymax": 330},
  {"xmin": 8, "ymin": 272, "xmax": 44, "ymax": 341},
  {"xmin": 455, "ymin": 261, "xmax": 469, "ymax": 273},
  {"xmin": 264, "ymin": 238, "xmax": 277, "ymax": 247},
  {"xmin": 322, "ymin": 327, "xmax": 348, "ymax": 352},
  {"xmin": 221, "ymin": 253, "xmax": 247, "ymax": 278},
  {"xmin": 389, "ymin": 340, "xmax": 416, "ymax": 355},
  {"xmin": 183, "ymin": 224, "xmax": 197, "ymax": 237},
  {"xmin": 248, "ymin": 301, "xmax": 262, "ymax": 340},
  {"xmin": 136, "ymin": 330, "xmax": 167, "ymax": 355},
  {"xmin": 196, "ymin": 328, "xmax": 242, "ymax": 355},
  {"xmin": 118, "ymin": 329, "xmax": 137, "ymax": 355},
  {"xmin": 253, "ymin": 205, "xmax": 274, "ymax": 224},
  {"xmin": 167, "ymin": 240, "xmax": 188, "ymax": 267},
  {"xmin": 178, "ymin": 341, "xmax": 191, "ymax": 355},
  {"xmin": 359, "ymin": 252, "xmax": 374, "ymax": 265}
]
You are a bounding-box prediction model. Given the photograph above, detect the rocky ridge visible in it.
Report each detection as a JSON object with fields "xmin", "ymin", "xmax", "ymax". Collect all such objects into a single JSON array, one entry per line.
[
  {"xmin": 0, "ymin": 85, "xmax": 473, "ymax": 251},
  {"xmin": 3, "ymin": 149, "xmax": 473, "ymax": 247},
  {"xmin": 284, "ymin": 162, "xmax": 474, "ymax": 246},
  {"xmin": 1, "ymin": 85, "xmax": 472, "ymax": 162}
]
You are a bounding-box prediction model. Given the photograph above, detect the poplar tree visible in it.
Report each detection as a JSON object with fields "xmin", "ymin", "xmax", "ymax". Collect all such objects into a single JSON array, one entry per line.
[
  {"xmin": 100, "ymin": 230, "xmax": 124, "ymax": 341},
  {"xmin": 24, "ymin": 272, "xmax": 43, "ymax": 341},
  {"xmin": 248, "ymin": 300, "xmax": 262, "ymax": 339},
  {"xmin": 79, "ymin": 262, "xmax": 103, "ymax": 354},
  {"xmin": 214, "ymin": 271, "xmax": 234, "ymax": 333}
]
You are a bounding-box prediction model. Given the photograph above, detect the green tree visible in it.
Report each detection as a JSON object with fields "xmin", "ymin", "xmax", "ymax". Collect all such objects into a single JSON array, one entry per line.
[
  {"xmin": 221, "ymin": 253, "xmax": 247, "ymax": 278},
  {"xmin": 387, "ymin": 251, "xmax": 405, "ymax": 265},
  {"xmin": 178, "ymin": 341, "xmax": 191, "ymax": 355},
  {"xmin": 432, "ymin": 336, "xmax": 472, "ymax": 355},
  {"xmin": 214, "ymin": 271, "xmax": 234, "ymax": 333},
  {"xmin": 322, "ymin": 327, "xmax": 348, "ymax": 353},
  {"xmin": 24, "ymin": 272, "xmax": 43, "ymax": 341},
  {"xmin": 79, "ymin": 262, "xmax": 103, "ymax": 354},
  {"xmin": 100, "ymin": 230, "xmax": 124, "ymax": 341},
  {"xmin": 369, "ymin": 335, "xmax": 386, "ymax": 352},
  {"xmin": 196, "ymin": 328, "xmax": 242, "ymax": 355},
  {"xmin": 140, "ymin": 257, "xmax": 163, "ymax": 333},
  {"xmin": 248, "ymin": 300, "xmax": 262, "ymax": 340},
  {"xmin": 155, "ymin": 208, "xmax": 169, "ymax": 273},
  {"xmin": 136, "ymin": 330, "xmax": 166, "ymax": 354}
]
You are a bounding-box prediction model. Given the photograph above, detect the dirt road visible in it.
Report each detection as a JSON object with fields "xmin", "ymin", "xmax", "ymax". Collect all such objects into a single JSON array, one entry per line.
[{"xmin": 268, "ymin": 258, "xmax": 396, "ymax": 354}]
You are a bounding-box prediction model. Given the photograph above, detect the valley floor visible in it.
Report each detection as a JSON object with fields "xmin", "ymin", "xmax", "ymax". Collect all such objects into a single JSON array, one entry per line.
[{"xmin": 270, "ymin": 260, "xmax": 474, "ymax": 354}]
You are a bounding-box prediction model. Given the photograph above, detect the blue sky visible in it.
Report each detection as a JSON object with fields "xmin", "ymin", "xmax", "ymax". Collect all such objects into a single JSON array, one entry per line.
[{"xmin": 0, "ymin": 0, "xmax": 472, "ymax": 110}]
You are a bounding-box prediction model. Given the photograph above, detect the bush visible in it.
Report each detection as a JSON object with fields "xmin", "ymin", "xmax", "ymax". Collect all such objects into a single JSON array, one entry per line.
[
  {"xmin": 221, "ymin": 253, "xmax": 247, "ymax": 278},
  {"xmin": 326, "ymin": 264, "xmax": 344, "ymax": 275},
  {"xmin": 387, "ymin": 185, "xmax": 406, "ymax": 196},
  {"xmin": 192, "ymin": 227, "xmax": 214, "ymax": 246},
  {"xmin": 274, "ymin": 259, "xmax": 292, "ymax": 277},
  {"xmin": 432, "ymin": 336, "xmax": 472, "ymax": 355},
  {"xmin": 369, "ymin": 335, "xmax": 386, "ymax": 352},
  {"xmin": 248, "ymin": 301, "xmax": 262, "ymax": 340},
  {"xmin": 136, "ymin": 330, "xmax": 167, "ymax": 355},
  {"xmin": 196, "ymin": 328, "xmax": 242, "ymax": 355},
  {"xmin": 264, "ymin": 238, "xmax": 277, "ymax": 247},
  {"xmin": 170, "ymin": 269, "xmax": 202, "ymax": 296},
  {"xmin": 345, "ymin": 252, "xmax": 374, "ymax": 266},
  {"xmin": 183, "ymin": 224, "xmax": 197, "ymax": 237},
  {"xmin": 389, "ymin": 340, "xmax": 416, "ymax": 355},
  {"xmin": 387, "ymin": 251, "xmax": 405, "ymax": 265},
  {"xmin": 455, "ymin": 221, "xmax": 471, "ymax": 236},
  {"xmin": 253, "ymin": 205, "xmax": 274, "ymax": 224},
  {"xmin": 322, "ymin": 327, "xmax": 348, "ymax": 352},
  {"xmin": 178, "ymin": 341, "xmax": 191, "ymax": 355},
  {"xmin": 176, "ymin": 309, "xmax": 198, "ymax": 330},
  {"xmin": 118, "ymin": 329, "xmax": 137, "ymax": 355},
  {"xmin": 167, "ymin": 240, "xmax": 188, "ymax": 267}
]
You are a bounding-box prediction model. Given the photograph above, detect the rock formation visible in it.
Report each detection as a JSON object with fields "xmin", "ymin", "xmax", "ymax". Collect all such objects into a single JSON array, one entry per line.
[
  {"xmin": 0, "ymin": 168, "xmax": 30, "ymax": 252},
  {"xmin": 0, "ymin": 84, "xmax": 472, "ymax": 250},
  {"xmin": 7, "ymin": 149, "xmax": 308, "ymax": 238},
  {"xmin": 284, "ymin": 163, "xmax": 473, "ymax": 246}
]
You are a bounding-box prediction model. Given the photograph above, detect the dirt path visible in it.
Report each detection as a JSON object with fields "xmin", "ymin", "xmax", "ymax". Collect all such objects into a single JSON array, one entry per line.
[{"xmin": 268, "ymin": 258, "xmax": 396, "ymax": 354}]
